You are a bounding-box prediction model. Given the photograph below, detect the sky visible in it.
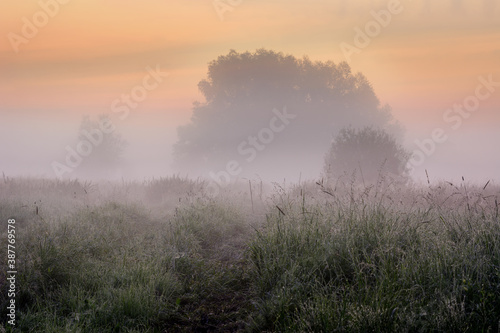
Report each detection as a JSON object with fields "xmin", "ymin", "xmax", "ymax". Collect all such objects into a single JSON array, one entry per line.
[{"xmin": 0, "ymin": 0, "xmax": 499, "ymax": 183}]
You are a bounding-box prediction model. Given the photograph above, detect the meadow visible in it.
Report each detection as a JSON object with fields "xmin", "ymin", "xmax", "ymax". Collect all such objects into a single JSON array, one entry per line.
[{"xmin": 0, "ymin": 174, "xmax": 499, "ymax": 332}]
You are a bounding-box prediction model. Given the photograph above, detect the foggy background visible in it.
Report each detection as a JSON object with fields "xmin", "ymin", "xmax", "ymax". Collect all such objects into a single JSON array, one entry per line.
[{"xmin": 1, "ymin": 0, "xmax": 499, "ymax": 185}]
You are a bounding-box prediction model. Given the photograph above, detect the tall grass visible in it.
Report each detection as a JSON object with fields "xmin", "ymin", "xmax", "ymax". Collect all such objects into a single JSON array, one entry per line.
[
  {"xmin": 0, "ymin": 176, "xmax": 499, "ymax": 332},
  {"xmin": 248, "ymin": 179, "xmax": 500, "ymax": 332}
]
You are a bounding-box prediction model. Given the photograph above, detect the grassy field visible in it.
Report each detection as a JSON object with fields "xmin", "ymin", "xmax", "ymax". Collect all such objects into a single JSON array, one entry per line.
[{"xmin": 0, "ymin": 175, "xmax": 499, "ymax": 332}]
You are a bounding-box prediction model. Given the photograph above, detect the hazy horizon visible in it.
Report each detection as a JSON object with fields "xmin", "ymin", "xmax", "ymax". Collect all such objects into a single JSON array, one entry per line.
[{"xmin": 1, "ymin": 0, "xmax": 499, "ymax": 185}]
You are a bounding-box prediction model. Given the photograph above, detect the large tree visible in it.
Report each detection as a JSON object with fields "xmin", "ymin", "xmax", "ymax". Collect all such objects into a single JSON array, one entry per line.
[{"xmin": 174, "ymin": 49, "xmax": 401, "ymax": 179}]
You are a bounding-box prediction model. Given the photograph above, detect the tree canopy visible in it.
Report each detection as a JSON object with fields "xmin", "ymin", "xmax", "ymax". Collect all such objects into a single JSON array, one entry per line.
[{"xmin": 174, "ymin": 49, "xmax": 401, "ymax": 179}]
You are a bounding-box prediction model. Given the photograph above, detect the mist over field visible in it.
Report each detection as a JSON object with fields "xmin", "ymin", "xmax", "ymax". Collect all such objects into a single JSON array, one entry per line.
[
  {"xmin": 1, "ymin": 1, "xmax": 500, "ymax": 332},
  {"xmin": 1, "ymin": 0, "xmax": 499, "ymax": 185}
]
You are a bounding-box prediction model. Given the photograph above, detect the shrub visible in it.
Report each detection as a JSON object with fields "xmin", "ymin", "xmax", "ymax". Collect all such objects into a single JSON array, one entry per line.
[{"xmin": 324, "ymin": 126, "xmax": 411, "ymax": 185}]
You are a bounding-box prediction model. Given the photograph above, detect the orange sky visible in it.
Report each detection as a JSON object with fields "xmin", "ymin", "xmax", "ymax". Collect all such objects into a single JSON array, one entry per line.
[{"xmin": 1, "ymin": 0, "xmax": 499, "ymax": 180}]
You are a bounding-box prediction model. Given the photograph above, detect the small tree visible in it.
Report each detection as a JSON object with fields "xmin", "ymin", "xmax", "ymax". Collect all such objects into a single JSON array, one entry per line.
[
  {"xmin": 324, "ymin": 127, "xmax": 410, "ymax": 185},
  {"xmin": 76, "ymin": 114, "xmax": 127, "ymax": 178}
]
